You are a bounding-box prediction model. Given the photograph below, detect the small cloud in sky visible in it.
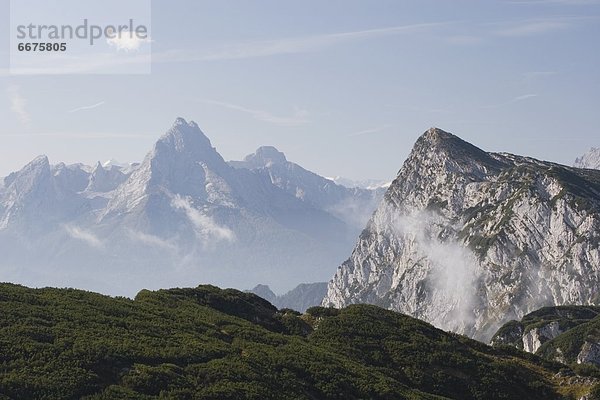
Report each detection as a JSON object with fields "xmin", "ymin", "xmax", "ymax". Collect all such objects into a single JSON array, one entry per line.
[
  {"xmin": 107, "ymin": 29, "xmax": 151, "ymax": 52},
  {"xmin": 481, "ymin": 93, "xmax": 539, "ymax": 109},
  {"xmin": 68, "ymin": 101, "xmax": 105, "ymax": 113},
  {"xmin": 200, "ymin": 99, "xmax": 310, "ymax": 126},
  {"xmin": 7, "ymin": 85, "xmax": 30, "ymax": 126},
  {"xmin": 512, "ymin": 93, "xmax": 539, "ymax": 101},
  {"xmin": 348, "ymin": 124, "xmax": 395, "ymax": 137},
  {"xmin": 64, "ymin": 225, "xmax": 104, "ymax": 248}
]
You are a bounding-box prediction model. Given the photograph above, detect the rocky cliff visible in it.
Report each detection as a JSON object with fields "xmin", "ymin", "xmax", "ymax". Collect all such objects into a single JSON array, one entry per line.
[{"xmin": 323, "ymin": 128, "xmax": 600, "ymax": 341}]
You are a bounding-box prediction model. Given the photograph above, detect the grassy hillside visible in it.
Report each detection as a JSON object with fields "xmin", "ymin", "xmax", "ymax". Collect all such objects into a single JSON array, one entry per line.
[{"xmin": 0, "ymin": 283, "xmax": 596, "ymax": 399}]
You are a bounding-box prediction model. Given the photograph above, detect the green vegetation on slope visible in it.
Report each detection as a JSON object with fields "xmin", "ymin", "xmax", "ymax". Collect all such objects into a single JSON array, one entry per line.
[
  {"xmin": 492, "ymin": 305, "xmax": 600, "ymax": 351},
  {"xmin": 0, "ymin": 284, "xmax": 594, "ymax": 399}
]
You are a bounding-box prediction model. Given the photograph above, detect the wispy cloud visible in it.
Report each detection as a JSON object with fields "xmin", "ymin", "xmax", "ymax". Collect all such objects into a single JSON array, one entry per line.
[
  {"xmin": 64, "ymin": 225, "xmax": 104, "ymax": 248},
  {"xmin": 197, "ymin": 22, "xmax": 453, "ymax": 61},
  {"xmin": 7, "ymin": 85, "xmax": 30, "ymax": 126},
  {"xmin": 494, "ymin": 19, "xmax": 572, "ymax": 36},
  {"xmin": 126, "ymin": 229, "xmax": 178, "ymax": 251},
  {"xmin": 348, "ymin": 124, "xmax": 395, "ymax": 137},
  {"xmin": 171, "ymin": 195, "xmax": 235, "ymax": 245},
  {"xmin": 481, "ymin": 93, "xmax": 539, "ymax": 109},
  {"xmin": 68, "ymin": 101, "xmax": 106, "ymax": 113},
  {"xmin": 200, "ymin": 99, "xmax": 310, "ymax": 126}
]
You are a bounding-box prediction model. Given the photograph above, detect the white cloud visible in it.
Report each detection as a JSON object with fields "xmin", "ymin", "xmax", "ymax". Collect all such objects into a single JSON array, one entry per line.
[
  {"xmin": 68, "ymin": 101, "xmax": 105, "ymax": 113},
  {"xmin": 64, "ymin": 225, "xmax": 104, "ymax": 248},
  {"xmin": 512, "ymin": 93, "xmax": 539, "ymax": 101},
  {"xmin": 384, "ymin": 208, "xmax": 481, "ymax": 332},
  {"xmin": 107, "ymin": 30, "xmax": 151, "ymax": 52},
  {"xmin": 171, "ymin": 195, "xmax": 235, "ymax": 244},
  {"xmin": 200, "ymin": 99, "xmax": 310, "ymax": 126},
  {"xmin": 7, "ymin": 85, "xmax": 30, "ymax": 126},
  {"xmin": 126, "ymin": 229, "xmax": 178, "ymax": 251}
]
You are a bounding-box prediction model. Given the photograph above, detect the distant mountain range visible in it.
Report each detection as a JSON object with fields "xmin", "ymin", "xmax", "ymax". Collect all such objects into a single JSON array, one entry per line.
[
  {"xmin": 249, "ymin": 282, "xmax": 327, "ymax": 312},
  {"xmin": 0, "ymin": 118, "xmax": 383, "ymax": 296},
  {"xmin": 323, "ymin": 128, "xmax": 600, "ymax": 341}
]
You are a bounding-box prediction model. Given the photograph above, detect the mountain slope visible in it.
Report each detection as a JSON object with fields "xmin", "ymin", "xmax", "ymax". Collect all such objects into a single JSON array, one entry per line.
[
  {"xmin": 323, "ymin": 128, "xmax": 600, "ymax": 341},
  {"xmin": 230, "ymin": 146, "xmax": 383, "ymax": 230},
  {"xmin": 0, "ymin": 283, "xmax": 594, "ymax": 399}
]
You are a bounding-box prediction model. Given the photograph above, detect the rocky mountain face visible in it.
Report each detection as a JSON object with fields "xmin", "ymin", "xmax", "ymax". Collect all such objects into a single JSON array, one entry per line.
[
  {"xmin": 250, "ymin": 282, "xmax": 328, "ymax": 312},
  {"xmin": 492, "ymin": 305, "xmax": 600, "ymax": 367},
  {"xmin": 230, "ymin": 146, "xmax": 384, "ymax": 230},
  {"xmin": 322, "ymin": 128, "xmax": 600, "ymax": 341},
  {"xmin": 0, "ymin": 118, "xmax": 368, "ymax": 296},
  {"xmin": 575, "ymin": 147, "xmax": 600, "ymax": 170}
]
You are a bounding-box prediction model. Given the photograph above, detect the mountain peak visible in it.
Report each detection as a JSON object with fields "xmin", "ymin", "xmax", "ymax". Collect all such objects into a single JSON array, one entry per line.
[
  {"xmin": 242, "ymin": 146, "xmax": 288, "ymax": 168},
  {"xmin": 158, "ymin": 118, "xmax": 213, "ymax": 152},
  {"xmin": 6, "ymin": 155, "xmax": 51, "ymax": 185},
  {"xmin": 419, "ymin": 127, "xmax": 466, "ymax": 148},
  {"xmin": 412, "ymin": 127, "xmax": 504, "ymax": 172},
  {"xmin": 30, "ymin": 155, "xmax": 50, "ymax": 167}
]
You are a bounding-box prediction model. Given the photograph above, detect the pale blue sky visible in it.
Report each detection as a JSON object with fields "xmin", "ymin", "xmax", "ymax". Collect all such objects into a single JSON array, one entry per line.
[{"xmin": 1, "ymin": 0, "xmax": 599, "ymax": 180}]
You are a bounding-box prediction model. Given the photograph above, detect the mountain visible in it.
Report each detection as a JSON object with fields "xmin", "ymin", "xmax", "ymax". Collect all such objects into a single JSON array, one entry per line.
[
  {"xmin": 0, "ymin": 156, "xmax": 90, "ymax": 231},
  {"xmin": 250, "ymin": 282, "xmax": 328, "ymax": 312},
  {"xmin": 85, "ymin": 161, "xmax": 131, "ymax": 193},
  {"xmin": 575, "ymin": 147, "xmax": 600, "ymax": 170},
  {"xmin": 230, "ymin": 146, "xmax": 383, "ymax": 230},
  {"xmin": 322, "ymin": 127, "xmax": 600, "ymax": 342},
  {"xmin": 327, "ymin": 176, "xmax": 392, "ymax": 190},
  {"xmin": 0, "ymin": 118, "xmax": 358, "ymax": 296},
  {"xmin": 0, "ymin": 282, "xmax": 595, "ymax": 399}
]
